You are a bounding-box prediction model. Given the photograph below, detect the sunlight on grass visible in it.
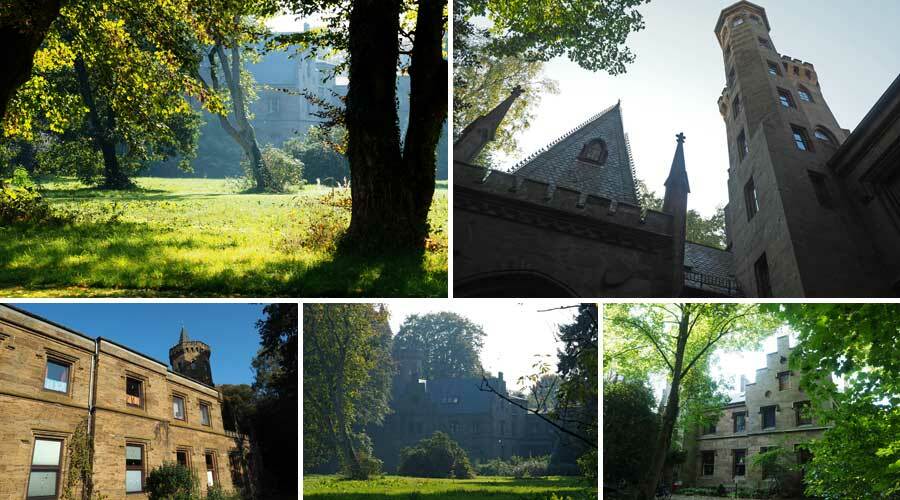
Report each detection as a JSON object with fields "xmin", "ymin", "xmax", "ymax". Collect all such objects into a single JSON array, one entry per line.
[
  {"xmin": 0, "ymin": 177, "xmax": 448, "ymax": 297},
  {"xmin": 302, "ymin": 475, "xmax": 598, "ymax": 500}
]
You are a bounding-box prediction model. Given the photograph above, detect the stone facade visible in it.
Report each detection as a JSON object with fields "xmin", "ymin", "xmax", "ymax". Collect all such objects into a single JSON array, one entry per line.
[
  {"xmin": 370, "ymin": 348, "xmax": 578, "ymax": 473},
  {"xmin": 0, "ymin": 305, "xmax": 245, "ymax": 500},
  {"xmin": 683, "ymin": 336, "xmax": 829, "ymax": 492}
]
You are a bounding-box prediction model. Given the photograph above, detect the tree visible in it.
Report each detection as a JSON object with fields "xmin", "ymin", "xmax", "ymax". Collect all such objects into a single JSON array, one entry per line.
[
  {"xmin": 279, "ymin": 0, "xmax": 447, "ymax": 251},
  {"xmin": 393, "ymin": 312, "xmax": 486, "ymax": 380},
  {"xmin": 282, "ymin": 125, "xmax": 349, "ymax": 184},
  {"xmin": 762, "ymin": 304, "xmax": 900, "ymax": 498},
  {"xmin": 637, "ymin": 179, "xmax": 726, "ymax": 249},
  {"xmin": 605, "ymin": 303, "xmax": 776, "ymax": 499},
  {"xmin": 219, "ymin": 384, "xmax": 255, "ymax": 434},
  {"xmin": 526, "ymin": 374, "xmax": 560, "ymax": 411},
  {"xmin": 604, "ymin": 379, "xmax": 659, "ymax": 487},
  {"xmin": 303, "ymin": 303, "xmax": 393, "ymax": 479}
]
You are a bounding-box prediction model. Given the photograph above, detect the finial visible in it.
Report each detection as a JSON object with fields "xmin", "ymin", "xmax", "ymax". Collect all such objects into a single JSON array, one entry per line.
[{"xmin": 676, "ymin": 132, "xmax": 686, "ymax": 144}]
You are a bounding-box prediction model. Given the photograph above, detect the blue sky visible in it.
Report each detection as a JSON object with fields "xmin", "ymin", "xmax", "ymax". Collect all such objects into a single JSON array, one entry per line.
[
  {"xmin": 10, "ymin": 303, "xmax": 271, "ymax": 385},
  {"xmin": 494, "ymin": 0, "xmax": 900, "ymax": 215}
]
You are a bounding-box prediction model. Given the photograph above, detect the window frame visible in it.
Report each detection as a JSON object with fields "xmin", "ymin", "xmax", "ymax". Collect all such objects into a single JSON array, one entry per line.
[
  {"xmin": 777, "ymin": 88, "xmax": 796, "ymax": 108},
  {"xmin": 733, "ymin": 449, "xmax": 747, "ymax": 477},
  {"xmin": 125, "ymin": 442, "xmax": 145, "ymax": 494},
  {"xmin": 733, "ymin": 411, "xmax": 747, "ymax": 433},
  {"xmin": 205, "ymin": 451, "xmax": 219, "ymax": 488},
  {"xmin": 758, "ymin": 37, "xmax": 770, "ymax": 49},
  {"xmin": 777, "ymin": 371, "xmax": 791, "ymax": 391},
  {"xmin": 737, "ymin": 129, "xmax": 748, "ymax": 162},
  {"xmin": 26, "ymin": 437, "xmax": 64, "ymax": 500},
  {"xmin": 767, "ymin": 61, "xmax": 782, "ymax": 77},
  {"xmin": 744, "ymin": 178, "xmax": 758, "ymax": 221},
  {"xmin": 732, "ymin": 16, "xmax": 744, "ymax": 27},
  {"xmin": 125, "ymin": 375, "xmax": 145, "ymax": 409},
  {"xmin": 172, "ymin": 393, "xmax": 187, "ymax": 421},
  {"xmin": 754, "ymin": 253, "xmax": 772, "ymax": 298},
  {"xmin": 43, "ymin": 357, "xmax": 72, "ymax": 396},
  {"xmin": 761, "ymin": 405, "xmax": 777, "ymax": 429},
  {"xmin": 798, "ymin": 86, "xmax": 814, "ymax": 103},
  {"xmin": 199, "ymin": 401, "xmax": 212, "ymax": 427},
  {"xmin": 577, "ymin": 138, "xmax": 608, "ymax": 166},
  {"xmin": 795, "ymin": 401, "xmax": 813, "ymax": 426},
  {"xmin": 814, "ymin": 127, "xmax": 836, "ymax": 145},
  {"xmin": 701, "ymin": 450, "xmax": 715, "ymax": 476},
  {"xmin": 791, "ymin": 125, "xmax": 813, "ymax": 152}
]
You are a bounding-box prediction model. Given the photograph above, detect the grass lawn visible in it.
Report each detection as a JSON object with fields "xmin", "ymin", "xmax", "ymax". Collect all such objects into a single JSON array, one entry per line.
[
  {"xmin": 0, "ymin": 177, "xmax": 448, "ymax": 297},
  {"xmin": 303, "ymin": 475, "xmax": 598, "ymax": 499}
]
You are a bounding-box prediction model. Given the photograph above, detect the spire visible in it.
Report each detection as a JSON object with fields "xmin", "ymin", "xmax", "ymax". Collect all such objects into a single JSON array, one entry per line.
[
  {"xmin": 179, "ymin": 326, "xmax": 190, "ymax": 344},
  {"xmin": 453, "ymin": 85, "xmax": 525, "ymax": 163},
  {"xmin": 664, "ymin": 132, "xmax": 691, "ymax": 194}
]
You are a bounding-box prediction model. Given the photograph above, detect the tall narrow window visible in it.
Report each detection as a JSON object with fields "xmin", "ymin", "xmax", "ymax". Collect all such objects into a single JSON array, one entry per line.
[
  {"xmin": 808, "ymin": 171, "xmax": 833, "ymax": 208},
  {"xmin": 733, "ymin": 411, "xmax": 747, "ymax": 432},
  {"xmin": 126, "ymin": 444, "xmax": 145, "ymax": 493},
  {"xmin": 702, "ymin": 451, "xmax": 715, "ymax": 476},
  {"xmin": 28, "ymin": 438, "xmax": 62, "ymax": 499},
  {"xmin": 732, "ymin": 95, "xmax": 741, "ymax": 119},
  {"xmin": 777, "ymin": 371, "xmax": 791, "ymax": 390},
  {"xmin": 126, "ymin": 376, "xmax": 143, "ymax": 408},
  {"xmin": 200, "ymin": 402, "xmax": 211, "ymax": 426},
  {"xmin": 798, "ymin": 86, "xmax": 814, "ymax": 102},
  {"xmin": 205, "ymin": 453, "xmax": 218, "ymax": 487},
  {"xmin": 754, "ymin": 253, "xmax": 772, "ymax": 297},
  {"xmin": 737, "ymin": 130, "xmax": 748, "ymax": 161},
  {"xmin": 777, "ymin": 88, "xmax": 795, "ymax": 108},
  {"xmin": 733, "ymin": 449, "xmax": 747, "ymax": 476},
  {"xmin": 795, "ymin": 401, "xmax": 813, "ymax": 425},
  {"xmin": 761, "ymin": 405, "xmax": 777, "ymax": 429},
  {"xmin": 792, "ymin": 125, "xmax": 811, "ymax": 151},
  {"xmin": 767, "ymin": 61, "xmax": 781, "ymax": 76},
  {"xmin": 173, "ymin": 395, "xmax": 186, "ymax": 421},
  {"xmin": 44, "ymin": 359, "xmax": 70, "ymax": 394},
  {"xmin": 758, "ymin": 37, "xmax": 770, "ymax": 49},
  {"xmin": 744, "ymin": 178, "xmax": 758, "ymax": 221},
  {"xmin": 176, "ymin": 450, "xmax": 189, "ymax": 468}
]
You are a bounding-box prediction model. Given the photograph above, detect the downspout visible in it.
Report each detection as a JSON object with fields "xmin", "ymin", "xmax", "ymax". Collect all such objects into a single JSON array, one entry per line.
[{"xmin": 86, "ymin": 337, "xmax": 99, "ymax": 498}]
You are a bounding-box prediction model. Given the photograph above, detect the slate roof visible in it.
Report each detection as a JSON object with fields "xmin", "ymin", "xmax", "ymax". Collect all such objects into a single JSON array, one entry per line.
[
  {"xmin": 425, "ymin": 378, "xmax": 496, "ymax": 415},
  {"xmin": 510, "ymin": 102, "xmax": 639, "ymax": 205},
  {"xmin": 684, "ymin": 242, "xmax": 741, "ymax": 296}
]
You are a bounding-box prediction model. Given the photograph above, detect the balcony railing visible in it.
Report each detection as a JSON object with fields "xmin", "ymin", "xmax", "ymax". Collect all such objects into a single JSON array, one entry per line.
[{"xmin": 685, "ymin": 271, "xmax": 742, "ymax": 297}]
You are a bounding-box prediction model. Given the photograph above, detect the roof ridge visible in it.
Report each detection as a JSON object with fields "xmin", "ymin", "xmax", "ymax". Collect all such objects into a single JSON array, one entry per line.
[{"xmin": 510, "ymin": 102, "xmax": 620, "ymax": 172}]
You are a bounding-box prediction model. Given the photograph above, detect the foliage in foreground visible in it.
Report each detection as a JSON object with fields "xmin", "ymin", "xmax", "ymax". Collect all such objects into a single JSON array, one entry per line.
[
  {"xmin": 303, "ymin": 474, "xmax": 597, "ymax": 500},
  {"xmin": 398, "ymin": 431, "xmax": 475, "ymax": 479},
  {"xmin": 603, "ymin": 379, "xmax": 657, "ymax": 488},
  {"xmin": 146, "ymin": 462, "xmax": 198, "ymax": 500}
]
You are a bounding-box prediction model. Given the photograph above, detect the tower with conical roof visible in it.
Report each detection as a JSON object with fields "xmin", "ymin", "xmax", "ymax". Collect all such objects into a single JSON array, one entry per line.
[{"xmin": 169, "ymin": 326, "xmax": 213, "ymax": 385}]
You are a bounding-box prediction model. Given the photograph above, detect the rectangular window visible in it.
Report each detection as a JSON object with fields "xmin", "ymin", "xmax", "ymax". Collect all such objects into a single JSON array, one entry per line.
[
  {"xmin": 173, "ymin": 395, "xmax": 186, "ymax": 421},
  {"xmin": 125, "ymin": 443, "xmax": 144, "ymax": 493},
  {"xmin": 200, "ymin": 402, "xmax": 211, "ymax": 426},
  {"xmin": 792, "ymin": 125, "xmax": 812, "ymax": 151},
  {"xmin": 795, "ymin": 401, "xmax": 813, "ymax": 425},
  {"xmin": 703, "ymin": 420, "xmax": 717, "ymax": 435},
  {"xmin": 767, "ymin": 61, "xmax": 781, "ymax": 76},
  {"xmin": 754, "ymin": 254, "xmax": 772, "ymax": 297},
  {"xmin": 761, "ymin": 405, "xmax": 776, "ymax": 429},
  {"xmin": 737, "ymin": 130, "xmax": 748, "ymax": 161},
  {"xmin": 733, "ymin": 411, "xmax": 747, "ymax": 432},
  {"xmin": 28, "ymin": 438, "xmax": 62, "ymax": 499},
  {"xmin": 744, "ymin": 178, "xmax": 758, "ymax": 221},
  {"xmin": 176, "ymin": 450, "xmax": 189, "ymax": 468},
  {"xmin": 126, "ymin": 376, "xmax": 143, "ymax": 408},
  {"xmin": 778, "ymin": 88, "xmax": 795, "ymax": 108},
  {"xmin": 702, "ymin": 451, "xmax": 715, "ymax": 476},
  {"xmin": 809, "ymin": 171, "xmax": 833, "ymax": 208},
  {"xmin": 44, "ymin": 359, "xmax": 70, "ymax": 394},
  {"xmin": 777, "ymin": 371, "xmax": 791, "ymax": 391},
  {"xmin": 732, "ymin": 95, "xmax": 741, "ymax": 119},
  {"xmin": 733, "ymin": 449, "xmax": 747, "ymax": 476},
  {"xmin": 205, "ymin": 453, "xmax": 217, "ymax": 487},
  {"xmin": 798, "ymin": 89, "xmax": 812, "ymax": 102},
  {"xmin": 758, "ymin": 37, "xmax": 770, "ymax": 48}
]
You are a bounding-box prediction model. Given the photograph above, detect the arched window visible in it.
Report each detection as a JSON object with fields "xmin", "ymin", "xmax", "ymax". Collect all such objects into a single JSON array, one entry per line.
[
  {"xmin": 797, "ymin": 85, "xmax": 814, "ymax": 103},
  {"xmin": 814, "ymin": 127, "xmax": 837, "ymax": 145},
  {"xmin": 577, "ymin": 138, "xmax": 608, "ymax": 165}
]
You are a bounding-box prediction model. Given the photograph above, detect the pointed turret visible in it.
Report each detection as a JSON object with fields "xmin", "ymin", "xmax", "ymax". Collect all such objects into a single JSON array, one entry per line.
[
  {"xmin": 178, "ymin": 326, "xmax": 190, "ymax": 344},
  {"xmin": 663, "ymin": 133, "xmax": 690, "ymax": 296},
  {"xmin": 453, "ymin": 85, "xmax": 524, "ymax": 163}
]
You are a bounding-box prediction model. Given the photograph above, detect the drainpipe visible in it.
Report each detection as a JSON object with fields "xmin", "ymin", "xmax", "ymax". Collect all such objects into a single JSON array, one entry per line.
[{"xmin": 85, "ymin": 338, "xmax": 100, "ymax": 497}]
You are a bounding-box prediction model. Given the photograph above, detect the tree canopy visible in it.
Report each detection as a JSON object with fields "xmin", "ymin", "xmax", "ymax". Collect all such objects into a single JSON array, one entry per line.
[
  {"xmin": 637, "ymin": 179, "xmax": 727, "ymax": 249},
  {"xmin": 393, "ymin": 311, "xmax": 486, "ymax": 380}
]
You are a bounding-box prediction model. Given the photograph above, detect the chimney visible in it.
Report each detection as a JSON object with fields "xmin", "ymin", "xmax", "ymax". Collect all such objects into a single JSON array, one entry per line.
[
  {"xmin": 498, "ymin": 371, "xmax": 503, "ymax": 381},
  {"xmin": 740, "ymin": 375, "xmax": 748, "ymax": 392},
  {"xmin": 777, "ymin": 335, "xmax": 789, "ymax": 353}
]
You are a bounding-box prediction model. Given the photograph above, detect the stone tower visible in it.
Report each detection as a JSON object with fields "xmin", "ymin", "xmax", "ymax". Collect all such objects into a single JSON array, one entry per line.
[
  {"xmin": 169, "ymin": 327, "xmax": 213, "ymax": 386},
  {"xmin": 714, "ymin": 1, "xmax": 883, "ymax": 297}
]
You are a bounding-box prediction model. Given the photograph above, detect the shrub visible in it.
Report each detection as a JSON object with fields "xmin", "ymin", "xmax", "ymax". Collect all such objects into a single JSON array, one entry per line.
[
  {"xmin": 0, "ymin": 175, "xmax": 55, "ymax": 225},
  {"xmin": 204, "ymin": 485, "xmax": 241, "ymax": 500},
  {"xmin": 577, "ymin": 448, "xmax": 597, "ymax": 479},
  {"xmin": 475, "ymin": 455, "xmax": 550, "ymax": 478},
  {"xmin": 282, "ymin": 125, "xmax": 348, "ymax": 183},
  {"xmin": 240, "ymin": 145, "xmax": 305, "ymax": 193},
  {"xmin": 145, "ymin": 462, "xmax": 198, "ymax": 500},
  {"xmin": 398, "ymin": 431, "xmax": 475, "ymax": 479}
]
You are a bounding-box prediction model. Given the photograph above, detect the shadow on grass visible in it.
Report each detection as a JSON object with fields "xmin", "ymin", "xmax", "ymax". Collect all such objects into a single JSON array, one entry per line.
[{"xmin": 304, "ymin": 493, "xmax": 595, "ymax": 500}]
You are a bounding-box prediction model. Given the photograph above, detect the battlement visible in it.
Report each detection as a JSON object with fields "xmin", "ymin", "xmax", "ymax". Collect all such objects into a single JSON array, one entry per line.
[
  {"xmin": 456, "ymin": 161, "xmax": 672, "ymax": 236},
  {"xmin": 168, "ymin": 340, "xmax": 210, "ymax": 357}
]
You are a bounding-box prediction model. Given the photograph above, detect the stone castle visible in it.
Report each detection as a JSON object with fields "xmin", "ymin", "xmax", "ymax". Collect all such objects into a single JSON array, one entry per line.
[
  {"xmin": 0, "ymin": 305, "xmax": 245, "ymax": 499},
  {"xmin": 369, "ymin": 347, "xmax": 587, "ymax": 473},
  {"xmin": 682, "ymin": 336, "xmax": 829, "ymax": 493},
  {"xmin": 454, "ymin": 0, "xmax": 900, "ymax": 298}
]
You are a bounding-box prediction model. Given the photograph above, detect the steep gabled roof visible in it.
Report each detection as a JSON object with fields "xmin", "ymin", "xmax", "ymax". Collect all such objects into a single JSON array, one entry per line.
[{"xmin": 510, "ymin": 102, "xmax": 639, "ymax": 205}]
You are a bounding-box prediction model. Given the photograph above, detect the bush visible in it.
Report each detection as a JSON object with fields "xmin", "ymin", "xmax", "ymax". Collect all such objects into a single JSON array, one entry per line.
[
  {"xmin": 204, "ymin": 485, "xmax": 241, "ymax": 500},
  {"xmin": 145, "ymin": 462, "xmax": 198, "ymax": 500},
  {"xmin": 577, "ymin": 449, "xmax": 597, "ymax": 479},
  {"xmin": 475, "ymin": 455, "xmax": 550, "ymax": 478},
  {"xmin": 282, "ymin": 126, "xmax": 348, "ymax": 184},
  {"xmin": 398, "ymin": 431, "xmax": 475, "ymax": 479},
  {"xmin": 239, "ymin": 145, "xmax": 305, "ymax": 193},
  {"xmin": 0, "ymin": 171, "xmax": 56, "ymax": 225}
]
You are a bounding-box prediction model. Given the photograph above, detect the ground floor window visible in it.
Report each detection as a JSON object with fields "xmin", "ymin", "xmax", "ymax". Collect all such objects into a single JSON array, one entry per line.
[
  {"xmin": 701, "ymin": 450, "xmax": 715, "ymax": 476},
  {"xmin": 126, "ymin": 443, "xmax": 145, "ymax": 493},
  {"xmin": 205, "ymin": 452, "xmax": 218, "ymax": 487},
  {"xmin": 28, "ymin": 437, "xmax": 63, "ymax": 499},
  {"xmin": 733, "ymin": 449, "xmax": 746, "ymax": 477},
  {"xmin": 176, "ymin": 449, "xmax": 190, "ymax": 468}
]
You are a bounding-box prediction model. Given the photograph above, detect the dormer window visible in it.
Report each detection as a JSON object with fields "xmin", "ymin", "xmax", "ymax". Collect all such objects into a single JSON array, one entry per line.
[{"xmin": 577, "ymin": 138, "xmax": 608, "ymax": 165}]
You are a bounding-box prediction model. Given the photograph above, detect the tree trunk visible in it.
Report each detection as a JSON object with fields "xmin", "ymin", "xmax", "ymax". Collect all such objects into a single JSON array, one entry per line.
[
  {"xmin": 0, "ymin": 1, "xmax": 61, "ymax": 121},
  {"xmin": 343, "ymin": 0, "xmax": 411, "ymax": 251},
  {"xmin": 401, "ymin": 0, "xmax": 448, "ymax": 244},
  {"xmin": 333, "ymin": 368, "xmax": 362, "ymax": 478},
  {"xmin": 637, "ymin": 309, "xmax": 690, "ymax": 500},
  {"xmin": 73, "ymin": 56, "xmax": 131, "ymax": 189}
]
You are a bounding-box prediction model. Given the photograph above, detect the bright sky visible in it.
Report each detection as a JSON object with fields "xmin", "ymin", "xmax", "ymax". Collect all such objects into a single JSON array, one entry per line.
[
  {"xmin": 496, "ymin": 0, "xmax": 900, "ymax": 216},
  {"xmin": 12, "ymin": 303, "xmax": 270, "ymax": 385},
  {"xmin": 386, "ymin": 300, "xmax": 585, "ymax": 392}
]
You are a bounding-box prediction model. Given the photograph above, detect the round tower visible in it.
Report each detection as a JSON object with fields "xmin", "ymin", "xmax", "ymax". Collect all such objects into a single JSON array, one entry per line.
[{"xmin": 168, "ymin": 326, "xmax": 214, "ymax": 386}]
